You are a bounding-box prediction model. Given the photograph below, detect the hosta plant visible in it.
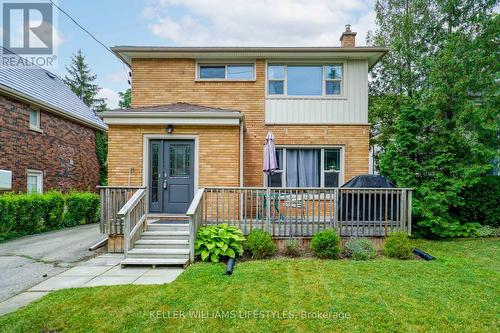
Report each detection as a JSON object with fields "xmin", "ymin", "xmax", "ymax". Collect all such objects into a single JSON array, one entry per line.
[{"xmin": 194, "ymin": 224, "xmax": 245, "ymax": 262}]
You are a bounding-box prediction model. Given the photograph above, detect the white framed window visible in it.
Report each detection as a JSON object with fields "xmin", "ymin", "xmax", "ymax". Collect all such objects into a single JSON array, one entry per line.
[
  {"xmin": 266, "ymin": 63, "xmax": 344, "ymax": 97},
  {"xmin": 27, "ymin": 169, "xmax": 43, "ymax": 193},
  {"xmin": 266, "ymin": 147, "xmax": 343, "ymax": 188},
  {"xmin": 29, "ymin": 109, "xmax": 41, "ymax": 131},
  {"xmin": 197, "ymin": 63, "xmax": 255, "ymax": 81}
]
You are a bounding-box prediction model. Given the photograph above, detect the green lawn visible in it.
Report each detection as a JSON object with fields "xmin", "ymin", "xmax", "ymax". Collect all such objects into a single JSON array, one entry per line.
[{"xmin": 0, "ymin": 239, "xmax": 498, "ymax": 332}]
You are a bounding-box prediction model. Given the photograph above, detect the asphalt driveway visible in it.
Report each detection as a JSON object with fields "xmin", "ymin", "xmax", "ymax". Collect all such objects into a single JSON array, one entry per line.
[{"xmin": 0, "ymin": 224, "xmax": 105, "ymax": 302}]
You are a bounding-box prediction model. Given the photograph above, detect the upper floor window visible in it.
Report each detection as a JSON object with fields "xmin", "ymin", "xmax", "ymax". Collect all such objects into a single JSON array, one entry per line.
[
  {"xmin": 267, "ymin": 64, "xmax": 343, "ymax": 97},
  {"xmin": 198, "ymin": 64, "xmax": 255, "ymax": 80},
  {"xmin": 29, "ymin": 109, "xmax": 41, "ymax": 131}
]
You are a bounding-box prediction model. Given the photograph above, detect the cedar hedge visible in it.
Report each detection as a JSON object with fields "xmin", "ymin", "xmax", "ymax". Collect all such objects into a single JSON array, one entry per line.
[{"xmin": 0, "ymin": 191, "xmax": 99, "ymax": 242}]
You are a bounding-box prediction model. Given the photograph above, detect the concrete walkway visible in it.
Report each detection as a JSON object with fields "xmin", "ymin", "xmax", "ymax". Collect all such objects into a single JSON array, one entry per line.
[{"xmin": 0, "ymin": 254, "xmax": 184, "ymax": 316}]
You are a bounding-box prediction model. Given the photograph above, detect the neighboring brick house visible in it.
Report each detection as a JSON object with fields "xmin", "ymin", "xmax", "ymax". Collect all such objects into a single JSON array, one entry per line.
[
  {"xmin": 101, "ymin": 26, "xmax": 388, "ymax": 215},
  {"xmin": 0, "ymin": 49, "xmax": 107, "ymax": 193}
]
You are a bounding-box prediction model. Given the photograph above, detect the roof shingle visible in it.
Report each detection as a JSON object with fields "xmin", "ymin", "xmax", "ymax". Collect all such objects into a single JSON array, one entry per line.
[{"xmin": 0, "ymin": 48, "xmax": 107, "ymax": 130}]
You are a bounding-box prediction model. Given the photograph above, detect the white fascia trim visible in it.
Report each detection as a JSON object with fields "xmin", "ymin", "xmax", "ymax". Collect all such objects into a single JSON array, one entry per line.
[
  {"xmin": 0, "ymin": 84, "xmax": 108, "ymax": 131},
  {"xmin": 102, "ymin": 117, "xmax": 240, "ymax": 126},
  {"xmin": 99, "ymin": 111, "xmax": 241, "ymax": 118},
  {"xmin": 100, "ymin": 111, "xmax": 242, "ymax": 126}
]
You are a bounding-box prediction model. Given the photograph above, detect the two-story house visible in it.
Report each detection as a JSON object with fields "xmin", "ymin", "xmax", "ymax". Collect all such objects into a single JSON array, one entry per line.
[
  {"xmin": 99, "ymin": 27, "xmax": 402, "ymax": 263},
  {"xmin": 102, "ymin": 26, "xmax": 386, "ymax": 213}
]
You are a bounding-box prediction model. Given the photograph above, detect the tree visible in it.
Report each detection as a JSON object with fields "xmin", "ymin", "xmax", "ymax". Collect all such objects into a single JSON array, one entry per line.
[
  {"xmin": 64, "ymin": 49, "xmax": 105, "ymax": 111},
  {"xmin": 118, "ymin": 88, "xmax": 131, "ymax": 108},
  {"xmin": 372, "ymin": 1, "xmax": 499, "ymax": 237},
  {"xmin": 64, "ymin": 49, "xmax": 109, "ymax": 185}
]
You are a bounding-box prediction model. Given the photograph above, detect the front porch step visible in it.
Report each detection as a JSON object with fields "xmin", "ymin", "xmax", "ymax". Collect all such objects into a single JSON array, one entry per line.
[
  {"xmin": 127, "ymin": 248, "xmax": 189, "ymax": 259},
  {"xmin": 147, "ymin": 223, "xmax": 189, "ymax": 232},
  {"xmin": 141, "ymin": 230, "xmax": 190, "ymax": 240},
  {"xmin": 135, "ymin": 239, "xmax": 189, "ymax": 249},
  {"xmin": 121, "ymin": 258, "xmax": 188, "ymax": 267},
  {"xmin": 147, "ymin": 215, "xmax": 189, "ymax": 222}
]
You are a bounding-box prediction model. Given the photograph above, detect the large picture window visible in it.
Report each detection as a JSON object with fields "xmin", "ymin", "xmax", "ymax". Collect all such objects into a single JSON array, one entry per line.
[
  {"xmin": 266, "ymin": 148, "xmax": 342, "ymax": 187},
  {"xmin": 267, "ymin": 64, "xmax": 343, "ymax": 96}
]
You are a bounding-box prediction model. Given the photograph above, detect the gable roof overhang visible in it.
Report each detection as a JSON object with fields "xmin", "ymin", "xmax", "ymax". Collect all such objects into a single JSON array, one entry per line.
[
  {"xmin": 98, "ymin": 103, "xmax": 242, "ymax": 126},
  {"xmin": 112, "ymin": 46, "xmax": 388, "ymax": 70},
  {"xmin": 0, "ymin": 83, "xmax": 108, "ymax": 131}
]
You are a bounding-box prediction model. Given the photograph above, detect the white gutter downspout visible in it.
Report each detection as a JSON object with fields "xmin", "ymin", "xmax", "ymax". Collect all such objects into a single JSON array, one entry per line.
[{"xmin": 239, "ymin": 119, "xmax": 244, "ymax": 187}]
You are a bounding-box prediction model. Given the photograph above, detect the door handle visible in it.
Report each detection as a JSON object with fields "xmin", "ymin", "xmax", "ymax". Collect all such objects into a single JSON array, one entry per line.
[{"xmin": 163, "ymin": 179, "xmax": 167, "ymax": 189}]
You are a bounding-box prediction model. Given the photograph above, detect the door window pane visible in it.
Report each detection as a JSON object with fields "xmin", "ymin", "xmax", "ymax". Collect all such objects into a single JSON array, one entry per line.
[
  {"xmin": 287, "ymin": 66, "xmax": 322, "ymax": 95},
  {"xmin": 151, "ymin": 143, "xmax": 160, "ymax": 203},
  {"xmin": 227, "ymin": 65, "xmax": 254, "ymax": 79},
  {"xmin": 170, "ymin": 145, "xmax": 190, "ymax": 177},
  {"xmin": 199, "ymin": 66, "xmax": 225, "ymax": 79}
]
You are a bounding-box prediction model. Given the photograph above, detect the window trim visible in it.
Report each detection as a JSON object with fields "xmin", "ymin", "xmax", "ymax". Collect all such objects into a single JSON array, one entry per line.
[
  {"xmin": 265, "ymin": 61, "xmax": 347, "ymax": 99},
  {"xmin": 29, "ymin": 108, "xmax": 42, "ymax": 132},
  {"xmin": 26, "ymin": 169, "xmax": 43, "ymax": 193},
  {"xmin": 195, "ymin": 61, "xmax": 256, "ymax": 81},
  {"xmin": 264, "ymin": 146, "xmax": 344, "ymax": 187}
]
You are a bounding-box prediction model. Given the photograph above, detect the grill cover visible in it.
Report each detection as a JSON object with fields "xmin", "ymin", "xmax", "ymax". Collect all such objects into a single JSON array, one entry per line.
[{"xmin": 341, "ymin": 175, "xmax": 396, "ymax": 188}]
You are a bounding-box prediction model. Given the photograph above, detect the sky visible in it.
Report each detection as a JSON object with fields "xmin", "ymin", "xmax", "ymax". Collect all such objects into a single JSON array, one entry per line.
[{"xmin": 2, "ymin": 0, "xmax": 378, "ymax": 109}]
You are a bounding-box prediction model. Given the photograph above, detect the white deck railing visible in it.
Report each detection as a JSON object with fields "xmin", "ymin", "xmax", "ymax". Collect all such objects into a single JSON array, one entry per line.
[
  {"xmin": 199, "ymin": 187, "xmax": 412, "ymax": 237},
  {"xmin": 117, "ymin": 189, "xmax": 147, "ymax": 257}
]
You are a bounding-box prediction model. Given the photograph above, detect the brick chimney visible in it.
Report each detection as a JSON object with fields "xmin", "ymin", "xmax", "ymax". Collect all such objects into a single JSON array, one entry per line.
[{"xmin": 340, "ymin": 24, "xmax": 356, "ymax": 47}]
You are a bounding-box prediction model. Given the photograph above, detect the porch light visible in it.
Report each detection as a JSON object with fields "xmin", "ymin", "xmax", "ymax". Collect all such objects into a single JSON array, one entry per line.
[{"xmin": 167, "ymin": 125, "xmax": 174, "ymax": 134}]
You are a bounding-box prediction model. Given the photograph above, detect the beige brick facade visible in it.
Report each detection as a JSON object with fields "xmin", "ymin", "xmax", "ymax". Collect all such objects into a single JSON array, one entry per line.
[
  {"xmin": 108, "ymin": 125, "xmax": 240, "ymax": 187},
  {"xmin": 107, "ymin": 58, "xmax": 369, "ymax": 187}
]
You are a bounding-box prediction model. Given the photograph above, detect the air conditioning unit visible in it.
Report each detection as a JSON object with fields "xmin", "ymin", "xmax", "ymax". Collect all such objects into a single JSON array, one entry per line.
[{"xmin": 0, "ymin": 170, "xmax": 12, "ymax": 190}]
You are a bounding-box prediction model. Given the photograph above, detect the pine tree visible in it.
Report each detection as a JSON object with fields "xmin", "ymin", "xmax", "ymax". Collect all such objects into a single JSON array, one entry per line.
[{"xmin": 64, "ymin": 49, "xmax": 105, "ymax": 110}]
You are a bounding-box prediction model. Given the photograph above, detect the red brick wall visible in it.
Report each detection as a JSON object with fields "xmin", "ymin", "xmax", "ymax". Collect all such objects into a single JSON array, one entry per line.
[{"xmin": 0, "ymin": 94, "xmax": 101, "ymax": 193}]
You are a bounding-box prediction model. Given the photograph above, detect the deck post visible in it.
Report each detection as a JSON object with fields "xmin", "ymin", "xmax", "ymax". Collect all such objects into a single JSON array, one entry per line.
[
  {"xmin": 333, "ymin": 188, "xmax": 339, "ymax": 230},
  {"xmin": 266, "ymin": 187, "xmax": 271, "ymax": 233},
  {"xmin": 407, "ymin": 190, "xmax": 412, "ymax": 235}
]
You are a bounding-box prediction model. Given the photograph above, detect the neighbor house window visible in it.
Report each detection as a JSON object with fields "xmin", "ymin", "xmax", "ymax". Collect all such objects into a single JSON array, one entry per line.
[
  {"xmin": 29, "ymin": 109, "xmax": 40, "ymax": 130},
  {"xmin": 267, "ymin": 64, "xmax": 343, "ymax": 96},
  {"xmin": 27, "ymin": 170, "xmax": 43, "ymax": 193},
  {"xmin": 266, "ymin": 148, "xmax": 342, "ymax": 187},
  {"xmin": 198, "ymin": 64, "xmax": 254, "ymax": 80}
]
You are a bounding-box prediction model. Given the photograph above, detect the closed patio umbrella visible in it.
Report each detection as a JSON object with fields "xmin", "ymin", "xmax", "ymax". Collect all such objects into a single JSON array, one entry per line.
[{"xmin": 263, "ymin": 131, "xmax": 277, "ymax": 176}]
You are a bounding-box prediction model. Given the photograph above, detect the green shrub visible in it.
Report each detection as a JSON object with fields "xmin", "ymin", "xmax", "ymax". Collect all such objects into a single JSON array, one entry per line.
[
  {"xmin": 456, "ymin": 176, "xmax": 500, "ymax": 228},
  {"xmin": 244, "ymin": 229, "xmax": 277, "ymax": 259},
  {"xmin": 42, "ymin": 191, "xmax": 65, "ymax": 230},
  {"xmin": 344, "ymin": 238, "xmax": 377, "ymax": 260},
  {"xmin": 384, "ymin": 232, "xmax": 413, "ymax": 259},
  {"xmin": 311, "ymin": 229, "xmax": 340, "ymax": 259},
  {"xmin": 473, "ymin": 225, "xmax": 500, "ymax": 238},
  {"xmin": 194, "ymin": 224, "xmax": 245, "ymax": 262},
  {"xmin": 284, "ymin": 239, "xmax": 300, "ymax": 257},
  {"xmin": 63, "ymin": 192, "xmax": 100, "ymax": 227},
  {"xmin": 0, "ymin": 191, "xmax": 65, "ymax": 241}
]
